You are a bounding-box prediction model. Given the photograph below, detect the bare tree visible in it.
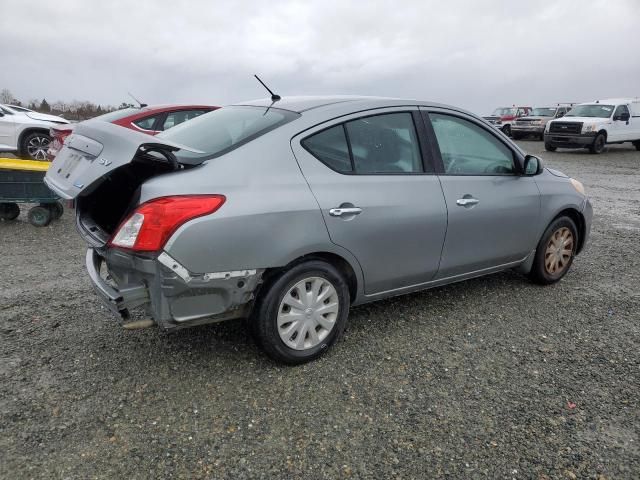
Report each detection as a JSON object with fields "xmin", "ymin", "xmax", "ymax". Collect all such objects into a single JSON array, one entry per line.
[{"xmin": 0, "ymin": 88, "xmax": 14, "ymax": 104}]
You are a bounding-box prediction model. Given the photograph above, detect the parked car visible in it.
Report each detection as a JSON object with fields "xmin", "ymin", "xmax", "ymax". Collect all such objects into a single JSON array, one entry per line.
[
  {"xmin": 512, "ymin": 104, "xmax": 574, "ymax": 140},
  {"xmin": 544, "ymin": 98, "xmax": 640, "ymax": 154},
  {"xmin": 482, "ymin": 106, "xmax": 532, "ymax": 137},
  {"xmin": 44, "ymin": 96, "xmax": 592, "ymax": 364},
  {"xmin": 47, "ymin": 104, "xmax": 218, "ymax": 161},
  {"xmin": 0, "ymin": 104, "xmax": 70, "ymax": 160}
]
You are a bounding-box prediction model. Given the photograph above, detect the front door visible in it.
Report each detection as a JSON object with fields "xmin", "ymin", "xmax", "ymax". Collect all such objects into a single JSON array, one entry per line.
[
  {"xmin": 0, "ymin": 108, "xmax": 16, "ymax": 149},
  {"xmin": 291, "ymin": 109, "xmax": 448, "ymax": 295},
  {"xmin": 424, "ymin": 109, "xmax": 541, "ymax": 279},
  {"xmin": 609, "ymin": 104, "xmax": 632, "ymax": 142}
]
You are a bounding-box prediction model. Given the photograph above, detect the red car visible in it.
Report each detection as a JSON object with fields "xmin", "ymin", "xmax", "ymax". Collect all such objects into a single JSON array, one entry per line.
[
  {"xmin": 482, "ymin": 106, "xmax": 533, "ymax": 137},
  {"xmin": 47, "ymin": 104, "xmax": 218, "ymax": 160}
]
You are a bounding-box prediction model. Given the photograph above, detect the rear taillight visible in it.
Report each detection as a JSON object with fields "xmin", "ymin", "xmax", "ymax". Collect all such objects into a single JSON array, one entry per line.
[
  {"xmin": 46, "ymin": 127, "xmax": 73, "ymax": 161},
  {"xmin": 109, "ymin": 195, "xmax": 226, "ymax": 252}
]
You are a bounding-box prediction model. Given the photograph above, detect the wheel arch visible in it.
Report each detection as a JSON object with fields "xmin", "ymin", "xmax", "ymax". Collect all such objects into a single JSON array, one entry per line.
[
  {"xmin": 18, "ymin": 127, "xmax": 51, "ymax": 152},
  {"xmin": 262, "ymin": 251, "xmax": 360, "ymax": 304}
]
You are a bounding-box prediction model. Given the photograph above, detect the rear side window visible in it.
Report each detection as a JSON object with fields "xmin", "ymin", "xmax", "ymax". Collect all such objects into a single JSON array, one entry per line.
[
  {"xmin": 302, "ymin": 125, "xmax": 352, "ymax": 173},
  {"xmin": 302, "ymin": 112, "xmax": 423, "ymax": 174},
  {"xmin": 133, "ymin": 115, "xmax": 161, "ymax": 130},
  {"xmin": 430, "ymin": 113, "xmax": 515, "ymax": 175},
  {"xmin": 161, "ymin": 109, "xmax": 209, "ymax": 131}
]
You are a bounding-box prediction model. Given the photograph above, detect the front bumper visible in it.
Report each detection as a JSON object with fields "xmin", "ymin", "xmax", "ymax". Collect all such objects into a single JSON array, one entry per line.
[
  {"xmin": 544, "ymin": 132, "xmax": 597, "ymax": 149},
  {"xmin": 85, "ymin": 247, "xmax": 263, "ymax": 329}
]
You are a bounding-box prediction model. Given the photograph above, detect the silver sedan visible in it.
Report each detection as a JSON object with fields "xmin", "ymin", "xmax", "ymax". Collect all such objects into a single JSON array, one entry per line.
[{"xmin": 45, "ymin": 96, "xmax": 592, "ymax": 363}]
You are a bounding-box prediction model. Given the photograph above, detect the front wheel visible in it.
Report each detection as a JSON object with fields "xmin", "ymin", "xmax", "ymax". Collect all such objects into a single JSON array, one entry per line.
[
  {"xmin": 251, "ymin": 260, "xmax": 350, "ymax": 364},
  {"xmin": 28, "ymin": 206, "xmax": 52, "ymax": 227},
  {"xmin": 529, "ymin": 217, "xmax": 578, "ymax": 285},
  {"xmin": 633, "ymin": 141, "xmax": 640, "ymax": 151},
  {"xmin": 589, "ymin": 133, "xmax": 606, "ymax": 154},
  {"xmin": 502, "ymin": 124, "xmax": 511, "ymax": 137},
  {"xmin": 544, "ymin": 142, "xmax": 557, "ymax": 152}
]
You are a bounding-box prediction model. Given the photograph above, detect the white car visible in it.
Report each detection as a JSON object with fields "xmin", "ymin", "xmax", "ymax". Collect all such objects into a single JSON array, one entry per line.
[
  {"xmin": 0, "ymin": 104, "xmax": 70, "ymax": 160},
  {"xmin": 544, "ymin": 98, "xmax": 640, "ymax": 154}
]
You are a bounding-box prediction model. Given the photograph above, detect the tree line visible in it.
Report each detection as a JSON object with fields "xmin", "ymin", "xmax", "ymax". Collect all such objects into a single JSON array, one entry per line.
[{"xmin": 1, "ymin": 88, "xmax": 134, "ymax": 121}]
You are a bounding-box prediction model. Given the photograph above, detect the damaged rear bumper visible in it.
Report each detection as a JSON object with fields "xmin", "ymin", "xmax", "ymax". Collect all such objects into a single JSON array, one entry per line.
[{"xmin": 85, "ymin": 247, "xmax": 263, "ymax": 329}]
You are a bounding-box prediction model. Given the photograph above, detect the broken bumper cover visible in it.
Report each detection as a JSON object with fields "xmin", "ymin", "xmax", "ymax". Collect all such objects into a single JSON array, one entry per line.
[{"xmin": 85, "ymin": 247, "xmax": 263, "ymax": 329}]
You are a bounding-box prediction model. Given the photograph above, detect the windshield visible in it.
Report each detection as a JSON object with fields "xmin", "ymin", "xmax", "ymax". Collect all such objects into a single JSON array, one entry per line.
[
  {"xmin": 8, "ymin": 105, "xmax": 32, "ymax": 112},
  {"xmin": 531, "ymin": 108, "xmax": 556, "ymax": 117},
  {"xmin": 158, "ymin": 106, "xmax": 300, "ymax": 160},
  {"xmin": 491, "ymin": 108, "xmax": 516, "ymax": 116},
  {"xmin": 92, "ymin": 108, "xmax": 140, "ymax": 122},
  {"xmin": 565, "ymin": 104, "xmax": 614, "ymax": 118}
]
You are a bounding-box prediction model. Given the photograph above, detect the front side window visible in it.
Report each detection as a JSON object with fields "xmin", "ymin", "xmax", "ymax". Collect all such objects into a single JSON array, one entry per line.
[
  {"xmin": 613, "ymin": 105, "xmax": 629, "ymax": 119},
  {"xmin": 302, "ymin": 112, "xmax": 423, "ymax": 174},
  {"xmin": 430, "ymin": 113, "xmax": 515, "ymax": 175}
]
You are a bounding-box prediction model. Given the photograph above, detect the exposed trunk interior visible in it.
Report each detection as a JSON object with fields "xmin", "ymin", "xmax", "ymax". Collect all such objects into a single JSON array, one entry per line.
[{"xmin": 76, "ymin": 149, "xmax": 185, "ymax": 245}]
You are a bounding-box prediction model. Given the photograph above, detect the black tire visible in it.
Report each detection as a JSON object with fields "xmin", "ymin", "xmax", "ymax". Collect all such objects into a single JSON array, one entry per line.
[
  {"xmin": 544, "ymin": 142, "xmax": 557, "ymax": 152},
  {"xmin": 588, "ymin": 133, "xmax": 606, "ymax": 154},
  {"xmin": 0, "ymin": 202, "xmax": 20, "ymax": 221},
  {"xmin": 502, "ymin": 124, "xmax": 511, "ymax": 137},
  {"xmin": 529, "ymin": 216, "xmax": 578, "ymax": 285},
  {"xmin": 251, "ymin": 260, "xmax": 350, "ymax": 364},
  {"xmin": 44, "ymin": 201, "xmax": 64, "ymax": 220},
  {"xmin": 20, "ymin": 131, "xmax": 51, "ymax": 160},
  {"xmin": 633, "ymin": 141, "xmax": 640, "ymax": 151},
  {"xmin": 27, "ymin": 206, "xmax": 52, "ymax": 227},
  {"xmin": 539, "ymin": 133, "xmax": 545, "ymax": 141}
]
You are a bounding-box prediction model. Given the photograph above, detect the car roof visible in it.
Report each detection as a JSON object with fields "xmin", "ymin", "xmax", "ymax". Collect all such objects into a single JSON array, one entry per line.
[{"xmin": 233, "ymin": 95, "xmax": 459, "ymax": 114}]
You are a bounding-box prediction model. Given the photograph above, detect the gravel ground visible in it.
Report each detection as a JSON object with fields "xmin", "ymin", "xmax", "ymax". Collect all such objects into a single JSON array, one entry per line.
[{"xmin": 1, "ymin": 141, "xmax": 639, "ymax": 479}]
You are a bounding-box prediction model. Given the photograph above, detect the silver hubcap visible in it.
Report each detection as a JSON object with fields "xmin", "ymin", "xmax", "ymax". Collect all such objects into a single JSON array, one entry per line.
[
  {"xmin": 277, "ymin": 276, "xmax": 339, "ymax": 351},
  {"xmin": 26, "ymin": 136, "xmax": 50, "ymax": 160}
]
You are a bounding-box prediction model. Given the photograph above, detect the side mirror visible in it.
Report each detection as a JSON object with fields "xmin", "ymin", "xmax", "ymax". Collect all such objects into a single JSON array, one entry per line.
[
  {"xmin": 557, "ymin": 111, "xmax": 565, "ymax": 118},
  {"xmin": 523, "ymin": 155, "xmax": 543, "ymax": 176},
  {"xmin": 617, "ymin": 112, "xmax": 630, "ymax": 122}
]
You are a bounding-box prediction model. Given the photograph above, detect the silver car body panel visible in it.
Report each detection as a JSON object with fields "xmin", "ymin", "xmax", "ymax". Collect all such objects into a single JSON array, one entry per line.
[{"xmin": 45, "ymin": 96, "xmax": 592, "ymax": 329}]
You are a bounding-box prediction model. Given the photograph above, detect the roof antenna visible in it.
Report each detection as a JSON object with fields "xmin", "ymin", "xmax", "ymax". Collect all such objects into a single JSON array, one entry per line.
[
  {"xmin": 254, "ymin": 75, "xmax": 281, "ymax": 101},
  {"xmin": 128, "ymin": 91, "xmax": 148, "ymax": 108}
]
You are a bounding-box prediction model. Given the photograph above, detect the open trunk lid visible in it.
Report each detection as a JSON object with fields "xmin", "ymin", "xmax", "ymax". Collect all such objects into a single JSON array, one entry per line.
[{"xmin": 44, "ymin": 120, "xmax": 203, "ymax": 200}]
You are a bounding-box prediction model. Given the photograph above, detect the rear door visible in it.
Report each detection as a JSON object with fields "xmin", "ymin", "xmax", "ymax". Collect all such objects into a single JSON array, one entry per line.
[
  {"xmin": 291, "ymin": 108, "xmax": 448, "ymax": 295},
  {"xmin": 422, "ymin": 108, "xmax": 541, "ymax": 278}
]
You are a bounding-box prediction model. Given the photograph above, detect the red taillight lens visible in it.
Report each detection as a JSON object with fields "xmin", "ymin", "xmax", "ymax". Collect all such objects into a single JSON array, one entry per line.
[
  {"xmin": 109, "ymin": 195, "xmax": 226, "ymax": 252},
  {"xmin": 47, "ymin": 127, "xmax": 73, "ymax": 161}
]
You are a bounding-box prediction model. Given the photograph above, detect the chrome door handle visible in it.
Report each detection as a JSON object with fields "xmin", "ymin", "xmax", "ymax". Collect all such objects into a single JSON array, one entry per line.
[
  {"xmin": 456, "ymin": 198, "xmax": 479, "ymax": 207},
  {"xmin": 329, "ymin": 207, "xmax": 362, "ymax": 217}
]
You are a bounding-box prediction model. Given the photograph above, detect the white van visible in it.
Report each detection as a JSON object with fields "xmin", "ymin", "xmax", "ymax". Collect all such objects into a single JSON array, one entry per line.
[{"xmin": 544, "ymin": 98, "xmax": 640, "ymax": 154}]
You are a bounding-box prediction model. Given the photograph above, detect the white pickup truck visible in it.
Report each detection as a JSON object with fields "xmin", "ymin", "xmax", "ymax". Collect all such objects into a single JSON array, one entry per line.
[{"xmin": 544, "ymin": 98, "xmax": 640, "ymax": 154}]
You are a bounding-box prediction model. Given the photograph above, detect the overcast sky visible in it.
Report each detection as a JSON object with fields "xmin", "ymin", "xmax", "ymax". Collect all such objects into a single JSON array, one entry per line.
[{"xmin": 2, "ymin": 0, "xmax": 639, "ymax": 115}]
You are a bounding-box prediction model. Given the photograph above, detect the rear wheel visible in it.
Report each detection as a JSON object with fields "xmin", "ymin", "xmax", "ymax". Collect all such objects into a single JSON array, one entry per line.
[
  {"xmin": 20, "ymin": 131, "xmax": 51, "ymax": 160},
  {"xmin": 44, "ymin": 201, "xmax": 64, "ymax": 220},
  {"xmin": 0, "ymin": 202, "xmax": 20, "ymax": 221},
  {"xmin": 589, "ymin": 133, "xmax": 606, "ymax": 154},
  {"xmin": 529, "ymin": 216, "xmax": 578, "ymax": 285},
  {"xmin": 251, "ymin": 260, "xmax": 350, "ymax": 364},
  {"xmin": 502, "ymin": 124, "xmax": 511, "ymax": 137},
  {"xmin": 28, "ymin": 206, "xmax": 52, "ymax": 227}
]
